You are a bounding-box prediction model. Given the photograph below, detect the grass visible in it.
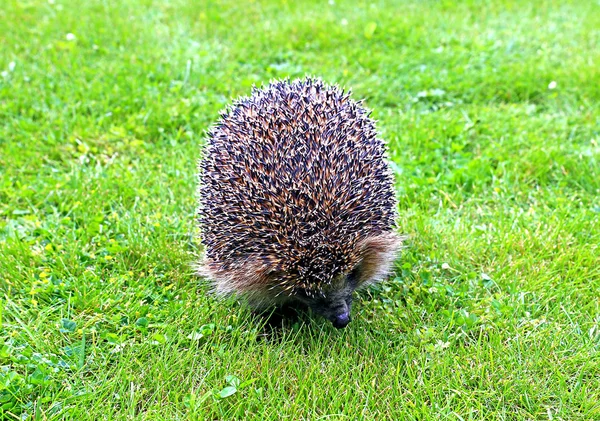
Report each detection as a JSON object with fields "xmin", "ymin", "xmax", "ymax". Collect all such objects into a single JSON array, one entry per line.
[{"xmin": 1, "ymin": 0, "xmax": 599, "ymax": 419}]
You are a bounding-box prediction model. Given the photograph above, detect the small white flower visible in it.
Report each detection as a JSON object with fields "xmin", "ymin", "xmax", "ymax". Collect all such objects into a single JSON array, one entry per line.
[
  {"xmin": 441, "ymin": 263, "xmax": 451, "ymax": 270},
  {"xmin": 548, "ymin": 81, "xmax": 557, "ymax": 90},
  {"xmin": 328, "ymin": 0, "xmax": 335, "ymax": 4},
  {"xmin": 435, "ymin": 340, "xmax": 450, "ymax": 350},
  {"xmin": 341, "ymin": 18, "xmax": 348, "ymax": 26},
  {"xmin": 66, "ymin": 33, "xmax": 76, "ymax": 41},
  {"xmin": 8, "ymin": 61, "xmax": 16, "ymax": 72}
]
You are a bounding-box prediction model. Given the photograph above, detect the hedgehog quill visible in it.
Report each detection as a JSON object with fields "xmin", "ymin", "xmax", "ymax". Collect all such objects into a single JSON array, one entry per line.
[{"xmin": 197, "ymin": 77, "xmax": 404, "ymax": 329}]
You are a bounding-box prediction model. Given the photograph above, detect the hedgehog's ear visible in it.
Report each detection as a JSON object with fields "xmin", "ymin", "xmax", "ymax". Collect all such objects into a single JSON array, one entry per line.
[{"xmin": 354, "ymin": 232, "xmax": 405, "ymax": 286}]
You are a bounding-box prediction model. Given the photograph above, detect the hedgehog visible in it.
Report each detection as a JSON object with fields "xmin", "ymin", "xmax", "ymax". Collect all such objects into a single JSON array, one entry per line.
[{"xmin": 197, "ymin": 77, "xmax": 404, "ymax": 329}]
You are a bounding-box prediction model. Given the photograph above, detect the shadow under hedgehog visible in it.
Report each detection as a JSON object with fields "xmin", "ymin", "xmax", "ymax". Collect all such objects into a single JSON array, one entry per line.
[{"xmin": 197, "ymin": 77, "xmax": 405, "ymax": 329}]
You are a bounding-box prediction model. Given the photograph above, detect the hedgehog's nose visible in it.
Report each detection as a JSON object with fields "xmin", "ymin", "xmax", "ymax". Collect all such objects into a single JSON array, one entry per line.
[{"xmin": 332, "ymin": 312, "xmax": 351, "ymax": 329}]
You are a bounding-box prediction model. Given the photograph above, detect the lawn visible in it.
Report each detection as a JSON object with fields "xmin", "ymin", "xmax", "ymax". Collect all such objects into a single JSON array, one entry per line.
[{"xmin": 1, "ymin": 0, "xmax": 599, "ymax": 419}]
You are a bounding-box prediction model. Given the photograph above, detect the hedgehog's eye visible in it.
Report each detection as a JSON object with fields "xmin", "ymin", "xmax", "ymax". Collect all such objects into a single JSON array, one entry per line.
[{"xmin": 346, "ymin": 267, "xmax": 360, "ymax": 288}]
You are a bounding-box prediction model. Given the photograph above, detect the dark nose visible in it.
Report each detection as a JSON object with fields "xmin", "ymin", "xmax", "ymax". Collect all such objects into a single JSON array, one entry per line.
[{"xmin": 332, "ymin": 312, "xmax": 351, "ymax": 329}]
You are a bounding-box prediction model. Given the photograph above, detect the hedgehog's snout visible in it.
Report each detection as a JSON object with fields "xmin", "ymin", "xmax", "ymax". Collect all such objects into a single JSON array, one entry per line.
[
  {"xmin": 332, "ymin": 311, "xmax": 351, "ymax": 329},
  {"xmin": 326, "ymin": 299, "xmax": 352, "ymax": 329},
  {"xmin": 303, "ymin": 293, "xmax": 353, "ymax": 328}
]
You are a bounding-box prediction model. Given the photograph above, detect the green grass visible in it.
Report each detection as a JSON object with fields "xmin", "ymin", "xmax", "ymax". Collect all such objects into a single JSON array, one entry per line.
[{"xmin": 1, "ymin": 0, "xmax": 599, "ymax": 419}]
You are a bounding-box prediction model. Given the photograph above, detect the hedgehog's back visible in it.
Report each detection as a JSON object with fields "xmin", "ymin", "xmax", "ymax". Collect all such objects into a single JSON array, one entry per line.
[{"xmin": 199, "ymin": 78, "xmax": 397, "ymax": 294}]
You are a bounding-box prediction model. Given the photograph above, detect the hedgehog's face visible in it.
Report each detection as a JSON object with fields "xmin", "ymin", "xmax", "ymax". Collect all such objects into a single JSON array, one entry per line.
[
  {"xmin": 294, "ymin": 273, "xmax": 358, "ymax": 329},
  {"xmin": 283, "ymin": 233, "xmax": 405, "ymax": 328}
]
